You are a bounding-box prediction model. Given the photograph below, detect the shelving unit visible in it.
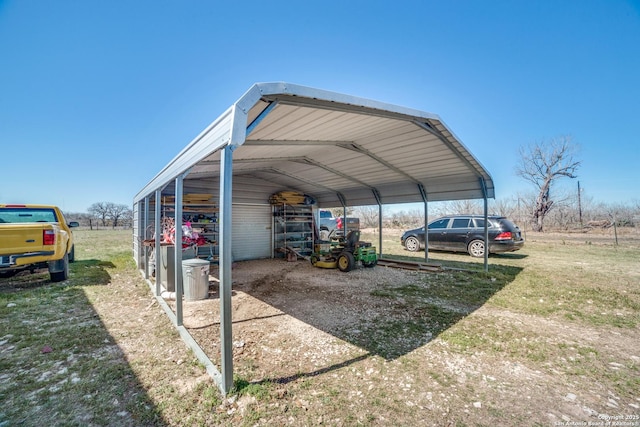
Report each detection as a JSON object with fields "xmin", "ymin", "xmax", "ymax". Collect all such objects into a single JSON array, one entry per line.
[
  {"xmin": 273, "ymin": 203, "xmax": 314, "ymax": 259},
  {"xmin": 162, "ymin": 194, "xmax": 219, "ymax": 263},
  {"xmin": 185, "ymin": 209, "xmax": 219, "ymax": 263}
]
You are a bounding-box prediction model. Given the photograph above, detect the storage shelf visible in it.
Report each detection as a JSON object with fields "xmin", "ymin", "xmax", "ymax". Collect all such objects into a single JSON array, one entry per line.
[
  {"xmin": 161, "ymin": 195, "xmax": 220, "ymax": 265},
  {"xmin": 273, "ymin": 203, "xmax": 314, "ymax": 258}
]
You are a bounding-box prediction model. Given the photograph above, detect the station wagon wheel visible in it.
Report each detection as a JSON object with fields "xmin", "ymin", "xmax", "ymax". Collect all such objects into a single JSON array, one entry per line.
[
  {"xmin": 404, "ymin": 236, "xmax": 420, "ymax": 252},
  {"xmin": 467, "ymin": 239, "xmax": 485, "ymax": 258}
]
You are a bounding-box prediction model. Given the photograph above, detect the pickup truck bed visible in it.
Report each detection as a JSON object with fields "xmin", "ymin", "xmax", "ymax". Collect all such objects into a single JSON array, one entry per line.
[
  {"xmin": 0, "ymin": 205, "xmax": 78, "ymax": 282},
  {"xmin": 317, "ymin": 210, "xmax": 360, "ymax": 239}
]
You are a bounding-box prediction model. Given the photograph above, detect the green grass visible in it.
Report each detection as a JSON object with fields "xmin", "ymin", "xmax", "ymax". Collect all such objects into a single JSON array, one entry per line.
[
  {"xmin": 370, "ymin": 229, "xmax": 640, "ymax": 330},
  {"xmin": 487, "ymin": 243, "xmax": 640, "ymax": 328},
  {"xmin": 340, "ymin": 262, "xmax": 520, "ymax": 359},
  {"xmin": 0, "ymin": 230, "xmax": 163, "ymax": 426},
  {"xmin": 232, "ymin": 376, "xmax": 273, "ymax": 399}
]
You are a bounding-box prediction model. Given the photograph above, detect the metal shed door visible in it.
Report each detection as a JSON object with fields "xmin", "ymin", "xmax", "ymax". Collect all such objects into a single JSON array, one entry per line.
[{"xmin": 232, "ymin": 204, "xmax": 272, "ymax": 261}]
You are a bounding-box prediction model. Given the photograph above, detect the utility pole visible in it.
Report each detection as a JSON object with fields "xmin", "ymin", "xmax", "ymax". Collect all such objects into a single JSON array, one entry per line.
[{"xmin": 577, "ymin": 181, "xmax": 583, "ymax": 227}]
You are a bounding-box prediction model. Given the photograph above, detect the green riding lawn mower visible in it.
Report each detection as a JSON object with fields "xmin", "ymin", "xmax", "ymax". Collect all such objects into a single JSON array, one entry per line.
[{"xmin": 310, "ymin": 230, "xmax": 378, "ymax": 272}]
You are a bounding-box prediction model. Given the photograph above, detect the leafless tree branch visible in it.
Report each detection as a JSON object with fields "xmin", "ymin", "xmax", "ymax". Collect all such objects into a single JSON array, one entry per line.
[{"xmin": 515, "ymin": 136, "xmax": 581, "ymax": 231}]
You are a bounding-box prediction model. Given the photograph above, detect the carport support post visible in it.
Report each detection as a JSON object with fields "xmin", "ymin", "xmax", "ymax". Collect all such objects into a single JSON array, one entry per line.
[
  {"xmin": 175, "ymin": 175, "xmax": 184, "ymax": 326},
  {"xmin": 372, "ymin": 189, "xmax": 383, "ymax": 255},
  {"xmin": 343, "ymin": 206, "xmax": 347, "ymax": 235},
  {"xmin": 337, "ymin": 192, "xmax": 348, "ymax": 237},
  {"xmin": 480, "ymin": 177, "xmax": 489, "ymax": 272},
  {"xmin": 219, "ymin": 145, "xmax": 234, "ymax": 394},
  {"xmin": 418, "ymin": 184, "xmax": 429, "ymax": 262},
  {"xmin": 424, "ymin": 201, "xmax": 429, "ymax": 263},
  {"xmin": 483, "ymin": 196, "xmax": 489, "ymax": 272},
  {"xmin": 154, "ymin": 189, "xmax": 162, "ymax": 296},
  {"xmin": 143, "ymin": 196, "xmax": 150, "ymax": 280}
]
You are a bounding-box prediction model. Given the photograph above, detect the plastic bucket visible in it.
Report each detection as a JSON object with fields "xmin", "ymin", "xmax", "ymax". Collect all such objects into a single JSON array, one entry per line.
[{"xmin": 182, "ymin": 259, "xmax": 210, "ymax": 301}]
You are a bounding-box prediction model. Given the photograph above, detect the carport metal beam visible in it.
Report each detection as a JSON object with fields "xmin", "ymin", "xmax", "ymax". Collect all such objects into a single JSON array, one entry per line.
[
  {"xmin": 337, "ymin": 142, "xmax": 422, "ymax": 185},
  {"xmin": 219, "ymin": 145, "xmax": 234, "ymax": 394},
  {"xmin": 235, "ymin": 166, "xmax": 342, "ymax": 195},
  {"xmin": 480, "ymin": 177, "xmax": 489, "ymax": 272},
  {"xmin": 245, "ymin": 101, "xmax": 277, "ymax": 136},
  {"xmin": 418, "ymin": 183, "xmax": 429, "ymax": 262},
  {"xmin": 372, "ymin": 188, "xmax": 383, "ymax": 255},
  {"xmin": 174, "ymin": 174, "xmax": 184, "ymax": 326},
  {"xmin": 155, "ymin": 189, "xmax": 162, "ymax": 296},
  {"xmin": 143, "ymin": 197, "xmax": 150, "ymax": 280},
  {"xmin": 414, "ymin": 121, "xmax": 491, "ymax": 191},
  {"xmin": 235, "ymin": 156, "xmax": 376, "ymax": 191}
]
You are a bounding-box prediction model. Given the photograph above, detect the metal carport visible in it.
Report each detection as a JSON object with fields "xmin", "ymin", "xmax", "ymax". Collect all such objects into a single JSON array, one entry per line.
[{"xmin": 133, "ymin": 82, "xmax": 495, "ymax": 394}]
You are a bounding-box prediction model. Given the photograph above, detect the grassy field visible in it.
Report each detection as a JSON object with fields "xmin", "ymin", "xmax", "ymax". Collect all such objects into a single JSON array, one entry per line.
[{"xmin": 1, "ymin": 228, "xmax": 638, "ymax": 426}]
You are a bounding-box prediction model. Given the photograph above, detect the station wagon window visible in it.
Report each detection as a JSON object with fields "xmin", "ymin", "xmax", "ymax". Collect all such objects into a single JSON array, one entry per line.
[
  {"xmin": 428, "ymin": 218, "xmax": 450, "ymax": 229},
  {"xmin": 451, "ymin": 218, "xmax": 471, "ymax": 228},
  {"xmin": 473, "ymin": 218, "xmax": 494, "ymax": 228}
]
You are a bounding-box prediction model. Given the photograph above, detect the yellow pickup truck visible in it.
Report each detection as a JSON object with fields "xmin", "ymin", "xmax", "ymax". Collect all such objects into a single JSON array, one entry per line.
[{"xmin": 0, "ymin": 204, "xmax": 79, "ymax": 282}]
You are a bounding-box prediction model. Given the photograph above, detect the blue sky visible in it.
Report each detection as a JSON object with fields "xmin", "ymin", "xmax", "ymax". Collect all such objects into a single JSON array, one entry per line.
[{"xmin": 1, "ymin": 1, "xmax": 638, "ymax": 213}]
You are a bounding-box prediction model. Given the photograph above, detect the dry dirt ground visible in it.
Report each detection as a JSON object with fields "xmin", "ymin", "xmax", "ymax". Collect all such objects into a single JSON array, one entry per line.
[{"xmin": 161, "ymin": 250, "xmax": 639, "ymax": 426}]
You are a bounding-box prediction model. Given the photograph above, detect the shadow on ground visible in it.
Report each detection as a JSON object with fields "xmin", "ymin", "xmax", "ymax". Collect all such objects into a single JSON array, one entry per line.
[
  {"xmin": 0, "ymin": 259, "xmax": 168, "ymax": 426},
  {"xmin": 0, "ymin": 259, "xmax": 116, "ymax": 292},
  {"xmin": 185, "ymin": 256, "xmax": 522, "ymax": 390}
]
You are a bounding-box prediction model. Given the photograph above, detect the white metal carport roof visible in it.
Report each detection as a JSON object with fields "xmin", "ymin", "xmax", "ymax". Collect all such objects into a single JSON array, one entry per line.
[
  {"xmin": 134, "ymin": 82, "xmax": 494, "ymax": 206},
  {"xmin": 133, "ymin": 82, "xmax": 495, "ymax": 395}
]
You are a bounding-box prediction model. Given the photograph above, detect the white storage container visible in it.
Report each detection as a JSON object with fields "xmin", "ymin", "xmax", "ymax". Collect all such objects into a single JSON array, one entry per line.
[{"xmin": 182, "ymin": 258, "xmax": 210, "ymax": 300}]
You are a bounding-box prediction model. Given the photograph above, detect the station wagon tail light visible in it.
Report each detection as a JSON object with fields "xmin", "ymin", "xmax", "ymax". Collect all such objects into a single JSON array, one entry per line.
[
  {"xmin": 494, "ymin": 231, "xmax": 512, "ymax": 241},
  {"xmin": 43, "ymin": 229, "xmax": 56, "ymax": 245}
]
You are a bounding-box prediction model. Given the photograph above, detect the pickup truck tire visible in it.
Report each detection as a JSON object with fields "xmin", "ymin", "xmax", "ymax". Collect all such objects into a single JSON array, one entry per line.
[
  {"xmin": 50, "ymin": 253, "xmax": 69, "ymax": 282},
  {"xmin": 68, "ymin": 245, "xmax": 75, "ymax": 263}
]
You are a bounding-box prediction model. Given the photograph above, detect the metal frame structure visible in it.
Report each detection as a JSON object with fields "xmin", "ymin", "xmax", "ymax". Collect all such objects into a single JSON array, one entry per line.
[{"xmin": 132, "ymin": 82, "xmax": 494, "ymax": 394}]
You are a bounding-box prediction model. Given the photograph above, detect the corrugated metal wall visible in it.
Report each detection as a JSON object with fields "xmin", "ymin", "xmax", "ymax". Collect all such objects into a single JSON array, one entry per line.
[
  {"xmin": 132, "ymin": 201, "xmax": 140, "ymax": 268},
  {"xmin": 231, "ymin": 204, "xmax": 272, "ymax": 261}
]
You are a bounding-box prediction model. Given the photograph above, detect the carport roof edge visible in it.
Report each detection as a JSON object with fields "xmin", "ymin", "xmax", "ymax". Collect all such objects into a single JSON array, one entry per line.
[{"xmin": 134, "ymin": 82, "xmax": 494, "ymax": 205}]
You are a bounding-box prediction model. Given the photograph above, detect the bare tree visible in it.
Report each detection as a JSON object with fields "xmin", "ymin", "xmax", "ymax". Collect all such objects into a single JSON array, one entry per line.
[
  {"xmin": 515, "ymin": 136, "xmax": 581, "ymax": 232},
  {"xmin": 353, "ymin": 206, "xmax": 379, "ymax": 228},
  {"xmin": 88, "ymin": 202, "xmax": 110, "ymax": 227},
  {"xmin": 492, "ymin": 198, "xmax": 518, "ymax": 218},
  {"xmin": 121, "ymin": 206, "xmax": 134, "ymax": 228},
  {"xmin": 108, "ymin": 203, "xmax": 132, "ymax": 228},
  {"xmin": 87, "ymin": 202, "xmax": 132, "ymax": 228},
  {"xmin": 447, "ymin": 199, "xmax": 483, "ymax": 215}
]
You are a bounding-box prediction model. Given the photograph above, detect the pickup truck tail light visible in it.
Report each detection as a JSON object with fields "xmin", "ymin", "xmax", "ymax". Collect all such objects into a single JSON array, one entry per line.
[
  {"xmin": 43, "ymin": 229, "xmax": 56, "ymax": 245},
  {"xmin": 494, "ymin": 231, "xmax": 513, "ymax": 241}
]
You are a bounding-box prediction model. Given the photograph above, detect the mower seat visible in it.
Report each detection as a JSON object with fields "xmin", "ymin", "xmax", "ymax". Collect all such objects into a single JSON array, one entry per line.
[{"xmin": 343, "ymin": 230, "xmax": 360, "ymax": 249}]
